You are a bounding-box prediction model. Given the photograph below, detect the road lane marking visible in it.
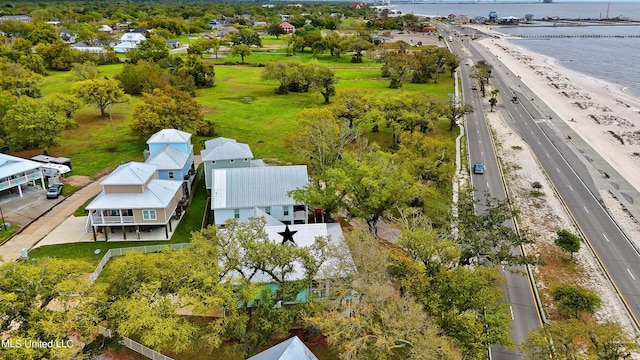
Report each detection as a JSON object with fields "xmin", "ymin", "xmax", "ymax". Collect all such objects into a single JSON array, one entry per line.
[
  {"xmin": 569, "ymin": 185, "xmax": 574, "ymax": 191},
  {"xmin": 556, "ymin": 168, "xmax": 560, "ymax": 172},
  {"xmin": 486, "ymin": 182, "xmax": 489, "ymax": 187},
  {"xmin": 510, "ymin": 306, "xmax": 514, "ymax": 320},
  {"xmin": 546, "ymin": 153, "xmax": 550, "ymax": 158},
  {"xmin": 627, "ymin": 269, "xmax": 636, "ymax": 281},
  {"xmin": 603, "ymin": 233, "xmax": 609, "ymax": 243},
  {"xmin": 538, "ymin": 141, "xmax": 542, "ymax": 145},
  {"xmin": 584, "ymin": 206, "xmax": 590, "ymax": 214}
]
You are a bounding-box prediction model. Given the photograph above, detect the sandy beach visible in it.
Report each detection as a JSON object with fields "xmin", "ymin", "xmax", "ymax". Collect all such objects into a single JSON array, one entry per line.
[{"xmin": 474, "ymin": 26, "xmax": 640, "ymax": 195}]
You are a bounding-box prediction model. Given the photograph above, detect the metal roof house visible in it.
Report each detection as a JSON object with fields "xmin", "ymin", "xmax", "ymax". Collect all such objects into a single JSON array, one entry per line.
[
  {"xmin": 144, "ymin": 129, "xmax": 195, "ymax": 195},
  {"xmin": 0, "ymin": 154, "xmax": 45, "ymax": 197},
  {"xmin": 247, "ymin": 336, "xmax": 318, "ymax": 360},
  {"xmin": 201, "ymin": 137, "xmax": 264, "ymax": 190},
  {"xmin": 113, "ymin": 32, "xmax": 146, "ymax": 53},
  {"xmin": 85, "ymin": 162, "xmax": 184, "ymax": 240},
  {"xmin": 211, "ymin": 165, "xmax": 309, "ymax": 227}
]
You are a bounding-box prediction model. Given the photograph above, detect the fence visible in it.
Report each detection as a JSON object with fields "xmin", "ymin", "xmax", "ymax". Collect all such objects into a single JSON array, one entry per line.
[
  {"xmin": 98, "ymin": 326, "xmax": 174, "ymax": 360},
  {"xmin": 88, "ymin": 243, "xmax": 190, "ymax": 283}
]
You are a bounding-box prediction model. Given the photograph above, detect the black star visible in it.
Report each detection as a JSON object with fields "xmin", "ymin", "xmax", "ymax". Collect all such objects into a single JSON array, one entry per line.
[{"xmin": 278, "ymin": 225, "xmax": 297, "ymax": 245}]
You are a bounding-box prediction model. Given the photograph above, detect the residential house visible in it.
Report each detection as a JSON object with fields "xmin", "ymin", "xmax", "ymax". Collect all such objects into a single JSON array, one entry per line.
[
  {"xmin": 166, "ymin": 39, "xmax": 180, "ymax": 49},
  {"xmin": 97, "ymin": 24, "xmax": 113, "ymax": 33},
  {"xmin": 201, "ymin": 137, "xmax": 263, "ymax": 190},
  {"xmin": 279, "ymin": 21, "xmax": 296, "ymax": 33},
  {"xmin": 253, "ymin": 21, "xmax": 267, "ymax": 27},
  {"xmin": 144, "ymin": 129, "xmax": 195, "ymax": 196},
  {"xmin": 71, "ymin": 42, "xmax": 107, "ymax": 54},
  {"xmin": 0, "ymin": 154, "xmax": 45, "ymax": 197},
  {"xmin": 247, "ymin": 336, "xmax": 318, "ymax": 360},
  {"xmin": 210, "ymin": 165, "xmax": 309, "ymax": 226},
  {"xmin": 86, "ymin": 162, "xmax": 184, "ymax": 240},
  {"xmin": 233, "ymin": 212, "xmax": 348, "ymax": 298},
  {"xmin": 0, "ymin": 15, "xmax": 31, "ymax": 23},
  {"xmin": 113, "ymin": 32, "xmax": 146, "ymax": 53},
  {"xmin": 59, "ymin": 30, "xmax": 77, "ymax": 43}
]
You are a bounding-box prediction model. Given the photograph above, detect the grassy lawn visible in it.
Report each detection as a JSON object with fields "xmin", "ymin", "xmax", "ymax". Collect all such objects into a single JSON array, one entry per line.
[{"xmin": 0, "ymin": 226, "xmax": 19, "ymax": 246}]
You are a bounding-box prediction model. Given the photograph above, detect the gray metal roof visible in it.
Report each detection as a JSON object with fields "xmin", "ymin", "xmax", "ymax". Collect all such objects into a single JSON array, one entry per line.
[
  {"xmin": 146, "ymin": 129, "xmax": 192, "ymax": 144},
  {"xmin": 86, "ymin": 179, "xmax": 182, "ymax": 210},
  {"xmin": 101, "ymin": 162, "xmax": 156, "ymax": 186},
  {"xmin": 247, "ymin": 336, "xmax": 318, "ymax": 360},
  {"xmin": 145, "ymin": 145, "xmax": 189, "ymax": 171},
  {"xmin": 211, "ymin": 165, "xmax": 308, "ymax": 209},
  {"xmin": 201, "ymin": 137, "xmax": 253, "ymax": 161},
  {"xmin": 0, "ymin": 153, "xmax": 43, "ymax": 179}
]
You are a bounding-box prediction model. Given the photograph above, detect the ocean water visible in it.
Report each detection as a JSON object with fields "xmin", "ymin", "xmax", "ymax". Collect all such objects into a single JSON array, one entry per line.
[{"xmin": 392, "ymin": 2, "xmax": 640, "ymax": 96}]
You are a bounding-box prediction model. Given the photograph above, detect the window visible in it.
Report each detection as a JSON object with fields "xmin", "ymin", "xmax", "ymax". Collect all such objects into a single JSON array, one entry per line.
[
  {"xmin": 234, "ymin": 209, "xmax": 240, "ymax": 218},
  {"xmin": 110, "ymin": 209, "xmax": 118, "ymax": 216},
  {"xmin": 230, "ymin": 159, "xmax": 235, "ymax": 163},
  {"xmin": 244, "ymin": 158, "xmax": 249, "ymax": 162},
  {"xmin": 168, "ymin": 171, "xmax": 175, "ymax": 179},
  {"xmin": 142, "ymin": 210, "xmax": 157, "ymax": 220},
  {"xmin": 283, "ymin": 206, "xmax": 289, "ymax": 216},
  {"xmin": 212, "ymin": 160, "xmax": 216, "ymax": 164},
  {"xmin": 265, "ymin": 207, "xmax": 271, "ymax": 215}
]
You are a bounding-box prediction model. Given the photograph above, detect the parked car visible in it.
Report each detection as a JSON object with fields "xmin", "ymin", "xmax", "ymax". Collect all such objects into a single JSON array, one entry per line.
[
  {"xmin": 47, "ymin": 183, "xmax": 63, "ymax": 199},
  {"xmin": 471, "ymin": 84, "xmax": 478, "ymax": 90},
  {"xmin": 473, "ymin": 162, "xmax": 484, "ymax": 174}
]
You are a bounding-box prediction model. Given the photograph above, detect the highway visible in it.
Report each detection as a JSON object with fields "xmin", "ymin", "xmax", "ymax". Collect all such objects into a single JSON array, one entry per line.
[
  {"xmin": 449, "ymin": 31, "xmax": 541, "ymax": 359},
  {"xmin": 449, "ymin": 25, "xmax": 640, "ymax": 358}
]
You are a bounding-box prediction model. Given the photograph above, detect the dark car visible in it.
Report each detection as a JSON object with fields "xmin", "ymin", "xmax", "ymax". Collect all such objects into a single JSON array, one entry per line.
[
  {"xmin": 471, "ymin": 84, "xmax": 478, "ymax": 90},
  {"xmin": 473, "ymin": 162, "xmax": 484, "ymax": 174},
  {"xmin": 47, "ymin": 183, "xmax": 63, "ymax": 199}
]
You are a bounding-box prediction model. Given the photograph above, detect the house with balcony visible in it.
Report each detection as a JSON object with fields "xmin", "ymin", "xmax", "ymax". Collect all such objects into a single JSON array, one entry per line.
[
  {"xmin": 0, "ymin": 154, "xmax": 45, "ymax": 197},
  {"xmin": 144, "ymin": 129, "xmax": 195, "ymax": 196},
  {"xmin": 85, "ymin": 162, "xmax": 184, "ymax": 240}
]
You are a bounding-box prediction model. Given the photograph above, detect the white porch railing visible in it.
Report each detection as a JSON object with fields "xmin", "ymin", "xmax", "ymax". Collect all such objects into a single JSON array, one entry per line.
[
  {"xmin": 0, "ymin": 171, "xmax": 41, "ymax": 190},
  {"xmin": 89, "ymin": 214, "xmax": 135, "ymax": 225}
]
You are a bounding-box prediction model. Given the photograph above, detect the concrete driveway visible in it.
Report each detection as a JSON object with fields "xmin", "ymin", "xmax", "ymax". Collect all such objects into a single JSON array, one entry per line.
[{"xmin": 0, "ymin": 186, "xmax": 63, "ymax": 227}]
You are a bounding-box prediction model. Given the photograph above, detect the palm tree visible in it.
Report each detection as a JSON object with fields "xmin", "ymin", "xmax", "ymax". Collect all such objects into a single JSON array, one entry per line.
[{"xmin": 489, "ymin": 89, "xmax": 499, "ymax": 111}]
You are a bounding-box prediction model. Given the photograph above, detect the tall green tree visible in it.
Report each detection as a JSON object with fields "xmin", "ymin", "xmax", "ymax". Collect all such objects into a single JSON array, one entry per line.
[
  {"xmin": 551, "ymin": 284, "xmax": 601, "ymax": 318},
  {"xmin": 71, "ymin": 78, "xmax": 128, "ymax": 118},
  {"xmin": 523, "ymin": 320, "xmax": 638, "ymax": 360},
  {"xmin": 457, "ymin": 192, "xmax": 539, "ymax": 268},
  {"xmin": 129, "ymin": 35, "xmax": 170, "ymax": 63},
  {"xmin": 489, "ymin": 89, "xmax": 499, "ymax": 112},
  {"xmin": 0, "ymin": 62, "xmax": 43, "ymax": 98},
  {"xmin": 291, "ymin": 107, "xmax": 358, "ymax": 174},
  {"xmin": 117, "ymin": 60, "xmax": 163, "ymax": 95},
  {"xmin": 2, "ymin": 97, "xmax": 67, "ymax": 151},
  {"xmin": 446, "ymin": 97, "xmax": 474, "ymax": 131},
  {"xmin": 130, "ymin": 86, "xmax": 211, "ymax": 138},
  {"xmin": 555, "ymin": 229, "xmax": 582, "ymax": 260},
  {"xmin": 0, "ymin": 258, "xmax": 94, "ymax": 359},
  {"xmin": 231, "ymin": 44, "xmax": 251, "ymax": 63},
  {"xmin": 229, "ymin": 28, "xmax": 262, "ymax": 47}
]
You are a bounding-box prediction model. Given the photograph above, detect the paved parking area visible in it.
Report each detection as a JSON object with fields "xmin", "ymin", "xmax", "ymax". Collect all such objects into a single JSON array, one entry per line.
[{"xmin": 0, "ymin": 186, "xmax": 63, "ymax": 227}]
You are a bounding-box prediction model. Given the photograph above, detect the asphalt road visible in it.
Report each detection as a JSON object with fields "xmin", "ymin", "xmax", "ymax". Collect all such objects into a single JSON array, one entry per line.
[
  {"xmin": 448, "ymin": 30, "xmax": 542, "ymax": 359},
  {"xmin": 451, "ymin": 25, "xmax": 640, "ymax": 358}
]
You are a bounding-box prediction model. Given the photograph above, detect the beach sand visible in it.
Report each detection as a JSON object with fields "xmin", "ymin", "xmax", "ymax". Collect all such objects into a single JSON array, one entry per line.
[{"xmin": 475, "ymin": 27, "xmax": 640, "ymax": 194}]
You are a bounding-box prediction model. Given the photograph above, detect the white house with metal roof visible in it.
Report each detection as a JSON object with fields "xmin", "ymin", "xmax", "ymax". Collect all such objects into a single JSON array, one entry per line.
[
  {"xmin": 113, "ymin": 32, "xmax": 146, "ymax": 53},
  {"xmin": 85, "ymin": 162, "xmax": 184, "ymax": 240},
  {"xmin": 0, "ymin": 153, "xmax": 45, "ymax": 197},
  {"xmin": 144, "ymin": 129, "xmax": 195, "ymax": 195},
  {"xmin": 211, "ymin": 165, "xmax": 309, "ymax": 226},
  {"xmin": 201, "ymin": 137, "xmax": 265, "ymax": 190}
]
